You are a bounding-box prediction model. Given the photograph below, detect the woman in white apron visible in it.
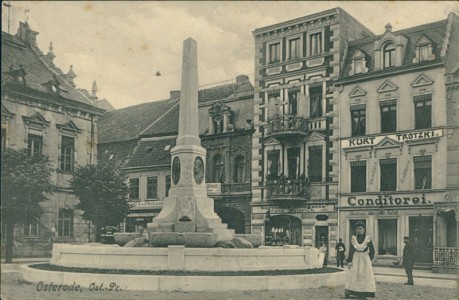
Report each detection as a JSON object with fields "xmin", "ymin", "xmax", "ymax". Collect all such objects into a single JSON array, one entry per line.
[{"xmin": 345, "ymin": 221, "xmax": 376, "ymax": 298}]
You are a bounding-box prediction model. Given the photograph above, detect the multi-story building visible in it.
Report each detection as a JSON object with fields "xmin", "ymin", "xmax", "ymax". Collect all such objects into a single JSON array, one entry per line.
[
  {"xmin": 98, "ymin": 76, "xmax": 254, "ymax": 234},
  {"xmin": 335, "ymin": 13, "xmax": 459, "ymax": 269},
  {"xmin": 1, "ymin": 22, "xmax": 105, "ymax": 257},
  {"xmin": 250, "ymin": 8, "xmax": 373, "ymax": 253}
]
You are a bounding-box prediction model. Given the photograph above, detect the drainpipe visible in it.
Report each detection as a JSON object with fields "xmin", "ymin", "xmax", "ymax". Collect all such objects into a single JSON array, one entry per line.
[
  {"xmin": 337, "ymin": 84, "xmax": 343, "ymax": 242},
  {"xmin": 90, "ymin": 115, "xmax": 96, "ymax": 164}
]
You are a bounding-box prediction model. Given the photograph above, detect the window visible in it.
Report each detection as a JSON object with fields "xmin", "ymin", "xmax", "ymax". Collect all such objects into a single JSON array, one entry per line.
[
  {"xmin": 60, "ymin": 136, "xmax": 74, "ymax": 172},
  {"xmin": 354, "ymin": 59, "xmax": 364, "ymax": 74},
  {"xmin": 1, "ymin": 125, "xmax": 7, "ymax": 151},
  {"xmin": 213, "ymin": 154, "xmax": 224, "ymax": 183},
  {"xmin": 378, "ymin": 219, "xmax": 397, "ymax": 255},
  {"xmin": 351, "ymin": 105, "xmax": 366, "ymax": 136},
  {"xmin": 267, "ymin": 150, "xmax": 280, "ymax": 179},
  {"xmin": 308, "ymin": 146, "xmax": 322, "ymax": 182},
  {"xmin": 289, "ymin": 38, "xmax": 300, "ymax": 60},
  {"xmin": 58, "ymin": 209, "xmax": 73, "ymax": 237},
  {"xmin": 418, "ymin": 45, "xmax": 429, "ymax": 62},
  {"xmin": 414, "ymin": 94, "xmax": 432, "ymax": 129},
  {"xmin": 380, "ymin": 158, "xmax": 397, "ymax": 191},
  {"xmin": 383, "ymin": 43, "xmax": 395, "ymax": 68},
  {"xmin": 288, "ymin": 90, "xmax": 298, "ymax": 116},
  {"xmin": 269, "ymin": 43, "xmax": 280, "ymax": 63},
  {"xmin": 23, "ymin": 220, "xmax": 39, "ymax": 236},
  {"xmin": 380, "ymin": 101, "xmax": 397, "ymax": 133},
  {"xmin": 287, "ymin": 148, "xmax": 300, "ymax": 179},
  {"xmin": 234, "ymin": 155, "xmax": 246, "ymax": 183},
  {"xmin": 414, "ymin": 156, "xmax": 432, "ymax": 189},
  {"xmin": 309, "ymin": 85, "xmax": 323, "ymax": 118},
  {"xmin": 351, "ymin": 161, "xmax": 366, "ymax": 192},
  {"xmin": 129, "ymin": 178, "xmax": 140, "ymax": 199},
  {"xmin": 165, "ymin": 175, "xmax": 171, "ymax": 197},
  {"xmin": 147, "ymin": 176, "xmax": 158, "ymax": 199},
  {"xmin": 310, "ymin": 32, "xmax": 322, "ymax": 56},
  {"xmin": 28, "ymin": 134, "xmax": 43, "ymax": 157}
]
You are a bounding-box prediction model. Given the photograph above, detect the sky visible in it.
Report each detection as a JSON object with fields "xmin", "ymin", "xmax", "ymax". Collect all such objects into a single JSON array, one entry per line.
[{"xmin": 2, "ymin": 1, "xmax": 458, "ymax": 109}]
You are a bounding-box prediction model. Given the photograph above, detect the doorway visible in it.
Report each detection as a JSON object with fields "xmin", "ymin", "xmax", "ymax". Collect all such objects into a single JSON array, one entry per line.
[
  {"xmin": 409, "ymin": 216, "xmax": 433, "ymax": 263},
  {"xmin": 265, "ymin": 215, "xmax": 302, "ymax": 246}
]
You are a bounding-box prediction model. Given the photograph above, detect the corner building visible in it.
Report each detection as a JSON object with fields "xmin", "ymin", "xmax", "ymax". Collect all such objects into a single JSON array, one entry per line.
[
  {"xmin": 336, "ymin": 14, "xmax": 459, "ymax": 269},
  {"xmin": 251, "ymin": 8, "xmax": 373, "ymax": 254}
]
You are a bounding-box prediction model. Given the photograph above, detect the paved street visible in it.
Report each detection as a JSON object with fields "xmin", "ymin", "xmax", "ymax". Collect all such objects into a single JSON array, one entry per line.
[{"xmin": 1, "ymin": 264, "xmax": 457, "ymax": 300}]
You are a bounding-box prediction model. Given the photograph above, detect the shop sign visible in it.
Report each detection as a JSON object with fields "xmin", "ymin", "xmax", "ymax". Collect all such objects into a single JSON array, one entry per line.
[
  {"xmin": 341, "ymin": 129, "xmax": 443, "ymax": 149},
  {"xmin": 127, "ymin": 212, "xmax": 157, "ymax": 218},
  {"xmin": 349, "ymin": 210, "xmax": 398, "ymax": 216},
  {"xmin": 130, "ymin": 201, "xmax": 163, "ymax": 209},
  {"xmin": 207, "ymin": 183, "xmax": 221, "ymax": 195},
  {"xmin": 341, "ymin": 194, "xmax": 432, "ymax": 207},
  {"xmin": 260, "ymin": 204, "xmax": 334, "ymax": 214}
]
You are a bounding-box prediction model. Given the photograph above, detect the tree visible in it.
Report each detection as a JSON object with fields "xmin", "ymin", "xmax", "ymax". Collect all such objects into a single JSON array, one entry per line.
[
  {"xmin": 1, "ymin": 148, "xmax": 54, "ymax": 263},
  {"xmin": 70, "ymin": 159, "xmax": 130, "ymax": 241}
]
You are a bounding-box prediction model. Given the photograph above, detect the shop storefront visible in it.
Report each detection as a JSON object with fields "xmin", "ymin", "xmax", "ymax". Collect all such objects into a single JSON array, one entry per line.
[
  {"xmin": 124, "ymin": 201, "xmax": 162, "ymax": 233},
  {"xmin": 338, "ymin": 192, "xmax": 447, "ymax": 266}
]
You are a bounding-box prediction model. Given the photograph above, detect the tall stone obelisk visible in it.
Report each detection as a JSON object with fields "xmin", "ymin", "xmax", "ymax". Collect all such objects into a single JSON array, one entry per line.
[{"xmin": 147, "ymin": 38, "xmax": 234, "ymax": 247}]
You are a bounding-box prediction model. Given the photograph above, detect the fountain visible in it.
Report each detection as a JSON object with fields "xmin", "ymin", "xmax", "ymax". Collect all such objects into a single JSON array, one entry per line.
[{"xmin": 20, "ymin": 38, "xmax": 344, "ymax": 291}]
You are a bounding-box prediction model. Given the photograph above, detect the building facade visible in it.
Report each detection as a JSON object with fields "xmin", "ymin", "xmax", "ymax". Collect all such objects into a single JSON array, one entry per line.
[
  {"xmin": 336, "ymin": 14, "xmax": 459, "ymax": 268},
  {"xmin": 1, "ymin": 22, "xmax": 105, "ymax": 257},
  {"xmin": 98, "ymin": 76, "xmax": 254, "ymax": 234},
  {"xmin": 250, "ymin": 8, "xmax": 373, "ymax": 254}
]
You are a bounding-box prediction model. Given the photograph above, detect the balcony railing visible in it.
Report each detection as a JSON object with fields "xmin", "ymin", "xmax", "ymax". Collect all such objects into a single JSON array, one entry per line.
[
  {"xmin": 267, "ymin": 115, "xmax": 309, "ymax": 136},
  {"xmin": 434, "ymin": 247, "xmax": 459, "ymax": 267},
  {"xmin": 221, "ymin": 183, "xmax": 251, "ymax": 194},
  {"xmin": 266, "ymin": 178, "xmax": 311, "ymax": 200}
]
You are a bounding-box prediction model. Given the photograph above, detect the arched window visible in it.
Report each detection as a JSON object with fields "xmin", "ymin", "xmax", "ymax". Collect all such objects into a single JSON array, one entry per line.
[
  {"xmin": 383, "ymin": 43, "xmax": 396, "ymax": 68},
  {"xmin": 234, "ymin": 155, "xmax": 246, "ymax": 183},
  {"xmin": 213, "ymin": 154, "xmax": 224, "ymax": 183}
]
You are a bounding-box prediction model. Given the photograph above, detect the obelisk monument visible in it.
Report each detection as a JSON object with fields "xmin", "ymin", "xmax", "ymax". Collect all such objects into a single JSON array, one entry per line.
[{"xmin": 147, "ymin": 38, "xmax": 234, "ymax": 247}]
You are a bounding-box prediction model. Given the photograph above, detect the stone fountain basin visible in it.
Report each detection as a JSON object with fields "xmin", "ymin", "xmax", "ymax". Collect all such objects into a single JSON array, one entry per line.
[{"xmin": 50, "ymin": 243, "xmax": 323, "ymax": 271}]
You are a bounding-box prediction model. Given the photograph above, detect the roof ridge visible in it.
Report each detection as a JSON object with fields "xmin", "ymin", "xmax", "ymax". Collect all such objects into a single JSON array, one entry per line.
[{"xmin": 138, "ymin": 100, "xmax": 180, "ymax": 137}]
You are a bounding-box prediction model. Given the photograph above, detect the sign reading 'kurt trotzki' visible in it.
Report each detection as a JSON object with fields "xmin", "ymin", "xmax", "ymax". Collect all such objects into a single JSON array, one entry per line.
[{"xmin": 341, "ymin": 128, "xmax": 443, "ymax": 148}]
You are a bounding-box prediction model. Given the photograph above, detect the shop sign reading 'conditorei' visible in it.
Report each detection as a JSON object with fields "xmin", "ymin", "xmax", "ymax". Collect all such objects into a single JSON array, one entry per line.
[
  {"xmin": 341, "ymin": 129, "xmax": 443, "ymax": 148},
  {"xmin": 341, "ymin": 194, "xmax": 432, "ymax": 207}
]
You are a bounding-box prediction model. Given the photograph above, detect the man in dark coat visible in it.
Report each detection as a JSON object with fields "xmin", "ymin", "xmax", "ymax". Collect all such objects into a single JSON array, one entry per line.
[
  {"xmin": 402, "ymin": 236, "xmax": 415, "ymax": 285},
  {"xmin": 335, "ymin": 238, "xmax": 346, "ymax": 268}
]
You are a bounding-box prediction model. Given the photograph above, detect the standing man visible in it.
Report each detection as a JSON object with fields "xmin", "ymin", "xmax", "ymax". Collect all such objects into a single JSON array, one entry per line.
[
  {"xmin": 335, "ymin": 238, "xmax": 346, "ymax": 268},
  {"xmin": 402, "ymin": 236, "xmax": 415, "ymax": 285}
]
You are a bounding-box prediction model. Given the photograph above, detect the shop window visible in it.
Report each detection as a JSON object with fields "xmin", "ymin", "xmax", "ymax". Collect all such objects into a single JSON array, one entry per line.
[
  {"xmin": 289, "ymin": 38, "xmax": 300, "ymax": 60},
  {"xmin": 60, "ymin": 136, "xmax": 74, "ymax": 172},
  {"xmin": 287, "ymin": 148, "xmax": 300, "ymax": 179},
  {"xmin": 383, "ymin": 43, "xmax": 396, "ymax": 68},
  {"xmin": 267, "ymin": 150, "xmax": 280, "ymax": 179},
  {"xmin": 58, "ymin": 209, "xmax": 73, "ymax": 237},
  {"xmin": 414, "ymin": 94, "xmax": 432, "ymax": 129},
  {"xmin": 378, "ymin": 219, "xmax": 397, "ymax": 255},
  {"xmin": 414, "ymin": 156, "xmax": 432, "ymax": 189},
  {"xmin": 234, "ymin": 155, "xmax": 246, "ymax": 183},
  {"xmin": 351, "ymin": 161, "xmax": 366, "ymax": 192},
  {"xmin": 213, "ymin": 154, "xmax": 224, "ymax": 183},
  {"xmin": 380, "ymin": 100, "xmax": 397, "ymax": 133},
  {"xmin": 288, "ymin": 90, "xmax": 298, "ymax": 116},
  {"xmin": 380, "ymin": 158, "xmax": 397, "ymax": 191},
  {"xmin": 165, "ymin": 175, "xmax": 171, "ymax": 197},
  {"xmin": 129, "ymin": 178, "xmax": 140, "ymax": 200},
  {"xmin": 308, "ymin": 146, "xmax": 322, "ymax": 182},
  {"xmin": 310, "ymin": 32, "xmax": 322, "ymax": 56},
  {"xmin": 147, "ymin": 176, "xmax": 158, "ymax": 199},
  {"xmin": 351, "ymin": 105, "xmax": 366, "ymax": 137},
  {"xmin": 23, "ymin": 220, "xmax": 39, "ymax": 236},
  {"xmin": 309, "ymin": 85, "xmax": 323, "ymax": 118},
  {"xmin": 28, "ymin": 134, "xmax": 43, "ymax": 157},
  {"xmin": 269, "ymin": 42, "xmax": 280, "ymax": 63}
]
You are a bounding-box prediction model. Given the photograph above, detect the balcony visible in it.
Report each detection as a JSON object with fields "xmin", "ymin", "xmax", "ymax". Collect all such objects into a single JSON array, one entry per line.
[
  {"xmin": 222, "ymin": 183, "xmax": 251, "ymax": 194},
  {"xmin": 434, "ymin": 247, "xmax": 458, "ymax": 268},
  {"xmin": 308, "ymin": 117, "xmax": 327, "ymax": 132},
  {"xmin": 266, "ymin": 177, "xmax": 311, "ymax": 201},
  {"xmin": 266, "ymin": 115, "xmax": 309, "ymax": 142}
]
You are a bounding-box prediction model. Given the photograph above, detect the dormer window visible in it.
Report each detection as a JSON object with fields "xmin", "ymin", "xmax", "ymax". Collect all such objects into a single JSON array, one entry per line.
[
  {"xmin": 383, "ymin": 43, "xmax": 396, "ymax": 68},
  {"xmin": 269, "ymin": 42, "xmax": 280, "ymax": 63},
  {"xmin": 413, "ymin": 35, "xmax": 435, "ymax": 63},
  {"xmin": 349, "ymin": 49, "xmax": 369, "ymax": 75}
]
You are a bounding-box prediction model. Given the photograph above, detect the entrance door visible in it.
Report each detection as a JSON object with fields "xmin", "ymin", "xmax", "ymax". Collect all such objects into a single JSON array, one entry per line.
[
  {"xmin": 315, "ymin": 226, "xmax": 329, "ymax": 248},
  {"xmin": 409, "ymin": 216, "xmax": 433, "ymax": 263},
  {"xmin": 265, "ymin": 215, "xmax": 302, "ymax": 246}
]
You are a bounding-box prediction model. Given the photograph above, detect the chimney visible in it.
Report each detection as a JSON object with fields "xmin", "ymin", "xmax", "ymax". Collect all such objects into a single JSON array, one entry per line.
[
  {"xmin": 236, "ymin": 75, "xmax": 249, "ymax": 84},
  {"xmin": 16, "ymin": 22, "xmax": 39, "ymax": 48},
  {"xmin": 170, "ymin": 90, "xmax": 181, "ymax": 100}
]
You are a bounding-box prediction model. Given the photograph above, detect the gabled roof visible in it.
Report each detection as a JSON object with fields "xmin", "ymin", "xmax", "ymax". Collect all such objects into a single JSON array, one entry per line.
[
  {"xmin": 341, "ymin": 19, "xmax": 449, "ymax": 80},
  {"xmin": 125, "ymin": 138, "xmax": 176, "ymax": 169},
  {"xmin": 2, "ymin": 27, "xmax": 94, "ymax": 106},
  {"xmin": 98, "ymin": 139, "xmax": 139, "ymax": 169}
]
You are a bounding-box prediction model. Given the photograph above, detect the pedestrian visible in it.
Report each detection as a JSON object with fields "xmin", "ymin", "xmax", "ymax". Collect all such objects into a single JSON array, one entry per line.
[
  {"xmin": 344, "ymin": 221, "xmax": 376, "ymax": 299},
  {"xmin": 335, "ymin": 238, "xmax": 346, "ymax": 268},
  {"xmin": 319, "ymin": 242, "xmax": 328, "ymax": 267},
  {"xmin": 402, "ymin": 236, "xmax": 415, "ymax": 285}
]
